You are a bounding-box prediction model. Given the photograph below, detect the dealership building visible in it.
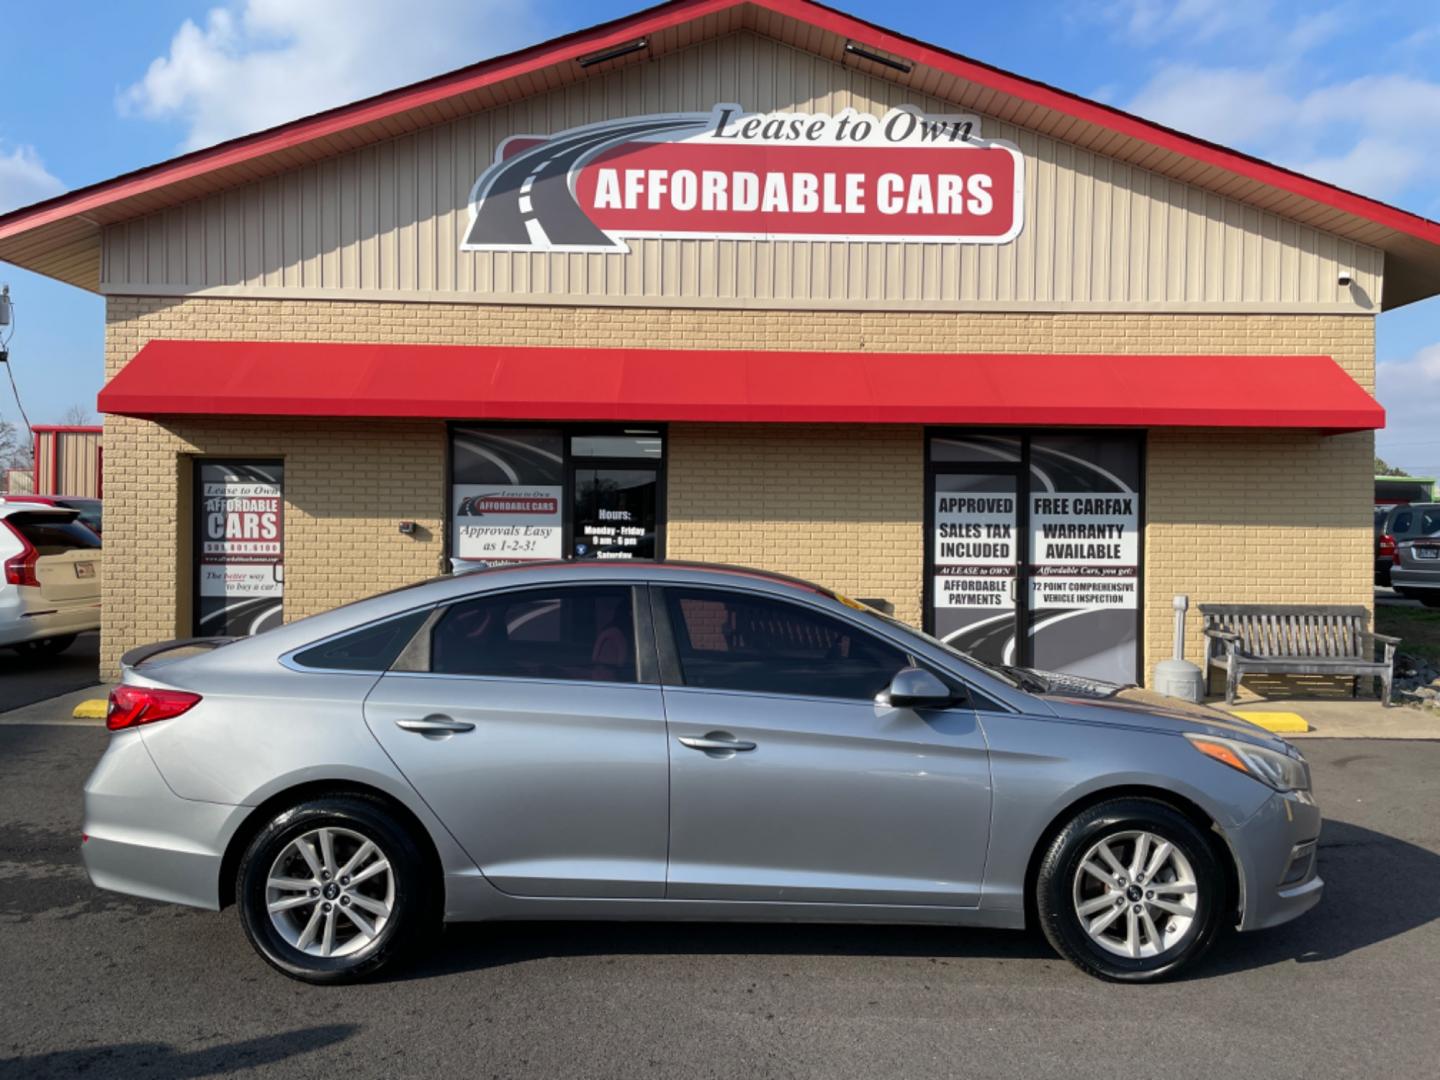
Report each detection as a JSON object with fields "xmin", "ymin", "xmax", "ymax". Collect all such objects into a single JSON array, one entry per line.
[{"xmin": 2, "ymin": 0, "xmax": 1438, "ymax": 683}]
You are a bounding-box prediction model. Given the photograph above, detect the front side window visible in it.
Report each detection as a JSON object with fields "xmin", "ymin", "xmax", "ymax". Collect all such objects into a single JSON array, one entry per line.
[
  {"xmin": 663, "ymin": 588, "xmax": 908, "ymax": 701},
  {"xmin": 430, "ymin": 586, "xmax": 636, "ymax": 683}
]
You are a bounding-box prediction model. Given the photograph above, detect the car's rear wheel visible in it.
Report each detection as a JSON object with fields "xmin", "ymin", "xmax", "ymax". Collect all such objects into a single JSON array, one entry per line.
[
  {"xmin": 13, "ymin": 634, "xmax": 77, "ymax": 658},
  {"xmin": 1419, "ymin": 593, "xmax": 1440, "ymax": 609},
  {"xmin": 236, "ymin": 795, "xmax": 436, "ymax": 984},
  {"xmin": 1035, "ymin": 798, "xmax": 1226, "ymax": 982}
]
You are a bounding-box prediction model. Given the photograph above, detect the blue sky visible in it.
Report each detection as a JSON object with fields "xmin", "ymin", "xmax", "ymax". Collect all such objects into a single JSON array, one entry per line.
[{"xmin": 2, "ymin": 0, "xmax": 1438, "ymax": 472}]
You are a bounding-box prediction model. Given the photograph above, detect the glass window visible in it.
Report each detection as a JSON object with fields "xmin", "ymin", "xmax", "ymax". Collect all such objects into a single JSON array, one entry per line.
[
  {"xmin": 929, "ymin": 434, "xmax": 1022, "ymax": 464},
  {"xmin": 570, "ymin": 432, "xmax": 663, "ymax": 459},
  {"xmin": 1422, "ymin": 509, "xmax": 1440, "ymax": 536},
  {"xmin": 664, "ymin": 588, "xmax": 908, "ymax": 700},
  {"xmin": 291, "ymin": 609, "xmax": 430, "ymax": 672},
  {"xmin": 7, "ymin": 511, "xmax": 102, "ymax": 553},
  {"xmin": 430, "ymin": 586, "xmax": 636, "ymax": 683},
  {"xmin": 56, "ymin": 498, "xmax": 102, "ymax": 535},
  {"xmin": 1392, "ymin": 510, "xmax": 1414, "ymax": 534}
]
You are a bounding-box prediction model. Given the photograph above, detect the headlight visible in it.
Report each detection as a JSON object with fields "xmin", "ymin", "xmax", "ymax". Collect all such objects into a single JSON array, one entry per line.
[{"xmin": 1184, "ymin": 733, "xmax": 1310, "ymax": 792}]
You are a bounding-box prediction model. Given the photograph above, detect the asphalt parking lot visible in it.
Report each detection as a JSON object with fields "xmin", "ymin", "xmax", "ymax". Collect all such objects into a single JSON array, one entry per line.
[
  {"xmin": 0, "ymin": 633, "xmax": 100, "ymax": 713},
  {"xmin": 2, "ymin": 724, "xmax": 1438, "ymax": 1080}
]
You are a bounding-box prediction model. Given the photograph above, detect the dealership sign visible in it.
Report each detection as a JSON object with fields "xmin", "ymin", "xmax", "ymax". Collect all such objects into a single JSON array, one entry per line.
[{"xmin": 462, "ymin": 105, "xmax": 1024, "ymax": 252}]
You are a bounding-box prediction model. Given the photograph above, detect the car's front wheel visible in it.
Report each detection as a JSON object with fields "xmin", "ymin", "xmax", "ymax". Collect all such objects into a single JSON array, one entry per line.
[
  {"xmin": 236, "ymin": 794, "xmax": 436, "ymax": 983},
  {"xmin": 1035, "ymin": 798, "xmax": 1227, "ymax": 982}
]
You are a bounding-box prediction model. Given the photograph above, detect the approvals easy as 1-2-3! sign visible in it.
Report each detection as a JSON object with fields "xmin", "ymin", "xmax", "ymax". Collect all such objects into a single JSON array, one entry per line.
[{"xmin": 462, "ymin": 105, "xmax": 1024, "ymax": 252}]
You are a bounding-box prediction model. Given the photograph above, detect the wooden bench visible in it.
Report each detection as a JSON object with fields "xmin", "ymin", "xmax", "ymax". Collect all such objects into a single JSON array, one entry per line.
[{"xmin": 1199, "ymin": 604, "xmax": 1400, "ymax": 707}]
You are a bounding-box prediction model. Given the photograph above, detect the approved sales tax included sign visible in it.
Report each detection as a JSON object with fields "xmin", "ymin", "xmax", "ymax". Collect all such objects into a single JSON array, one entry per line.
[{"xmin": 462, "ymin": 105, "xmax": 1024, "ymax": 252}]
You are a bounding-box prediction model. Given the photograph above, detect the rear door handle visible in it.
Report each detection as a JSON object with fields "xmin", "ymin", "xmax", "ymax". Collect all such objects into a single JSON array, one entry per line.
[
  {"xmin": 678, "ymin": 735, "xmax": 756, "ymax": 753},
  {"xmin": 396, "ymin": 715, "xmax": 475, "ymax": 735}
]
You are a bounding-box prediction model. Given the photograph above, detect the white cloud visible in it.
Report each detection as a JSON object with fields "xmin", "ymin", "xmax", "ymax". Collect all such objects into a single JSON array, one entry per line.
[
  {"xmin": 121, "ymin": 0, "xmax": 544, "ymax": 151},
  {"xmin": 1125, "ymin": 66, "xmax": 1440, "ymax": 201},
  {"xmin": 1376, "ymin": 345, "xmax": 1440, "ymax": 475},
  {"xmin": 0, "ymin": 144, "xmax": 65, "ymax": 213},
  {"xmin": 1099, "ymin": 0, "xmax": 1275, "ymax": 45}
]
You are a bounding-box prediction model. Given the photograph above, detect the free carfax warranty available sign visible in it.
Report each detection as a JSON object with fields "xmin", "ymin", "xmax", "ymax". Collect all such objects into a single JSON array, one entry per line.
[{"xmin": 462, "ymin": 105, "xmax": 1025, "ymax": 252}]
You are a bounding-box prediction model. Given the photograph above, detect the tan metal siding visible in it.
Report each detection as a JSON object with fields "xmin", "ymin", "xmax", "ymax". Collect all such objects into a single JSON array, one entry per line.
[
  {"xmin": 58, "ymin": 432, "xmax": 103, "ymax": 498},
  {"xmin": 100, "ymin": 32, "xmax": 1382, "ymax": 313}
]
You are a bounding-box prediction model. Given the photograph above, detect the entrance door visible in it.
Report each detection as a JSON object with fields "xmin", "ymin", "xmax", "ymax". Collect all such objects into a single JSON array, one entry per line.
[
  {"xmin": 571, "ymin": 465, "xmax": 660, "ymax": 560},
  {"xmin": 926, "ymin": 432, "xmax": 1143, "ymax": 683},
  {"xmin": 929, "ymin": 471, "xmax": 1021, "ymax": 668}
]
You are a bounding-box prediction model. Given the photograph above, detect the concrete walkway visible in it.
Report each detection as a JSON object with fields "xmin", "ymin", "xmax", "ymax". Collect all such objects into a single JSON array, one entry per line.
[
  {"xmin": 0, "ymin": 684, "xmax": 109, "ymax": 726},
  {"xmin": 1220, "ymin": 698, "xmax": 1440, "ymax": 739}
]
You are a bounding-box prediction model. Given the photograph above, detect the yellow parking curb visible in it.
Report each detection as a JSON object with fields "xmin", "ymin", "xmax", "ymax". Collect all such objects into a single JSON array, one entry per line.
[
  {"xmin": 1232, "ymin": 710, "xmax": 1310, "ymax": 734},
  {"xmin": 72, "ymin": 699, "xmax": 108, "ymax": 720}
]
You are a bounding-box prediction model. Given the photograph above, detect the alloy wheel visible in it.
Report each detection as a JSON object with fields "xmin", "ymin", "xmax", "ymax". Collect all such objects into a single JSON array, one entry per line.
[
  {"xmin": 1071, "ymin": 829, "xmax": 1199, "ymax": 959},
  {"xmin": 265, "ymin": 826, "xmax": 394, "ymax": 959}
]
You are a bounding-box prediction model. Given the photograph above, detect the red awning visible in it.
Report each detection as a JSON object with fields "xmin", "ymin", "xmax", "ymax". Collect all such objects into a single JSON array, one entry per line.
[{"xmin": 97, "ymin": 340, "xmax": 1384, "ymax": 433}]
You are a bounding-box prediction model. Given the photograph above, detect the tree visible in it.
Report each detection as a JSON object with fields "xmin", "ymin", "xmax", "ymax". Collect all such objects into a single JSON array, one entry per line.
[
  {"xmin": 0, "ymin": 418, "xmax": 31, "ymax": 470},
  {"xmin": 61, "ymin": 403, "xmax": 94, "ymax": 426},
  {"xmin": 1375, "ymin": 456, "xmax": 1410, "ymax": 477}
]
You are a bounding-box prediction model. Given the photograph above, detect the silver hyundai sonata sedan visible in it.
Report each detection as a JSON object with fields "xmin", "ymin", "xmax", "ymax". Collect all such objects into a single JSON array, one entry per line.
[{"xmin": 82, "ymin": 561, "xmax": 1321, "ymax": 983}]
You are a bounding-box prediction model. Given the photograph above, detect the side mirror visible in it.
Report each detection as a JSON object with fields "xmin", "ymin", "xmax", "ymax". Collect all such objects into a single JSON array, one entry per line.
[{"xmin": 877, "ymin": 667, "xmax": 954, "ymax": 709}]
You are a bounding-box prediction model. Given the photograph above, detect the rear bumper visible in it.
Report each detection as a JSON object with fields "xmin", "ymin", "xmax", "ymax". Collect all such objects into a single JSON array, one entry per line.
[
  {"xmin": 1229, "ymin": 788, "xmax": 1324, "ymax": 932},
  {"xmin": 81, "ymin": 730, "xmax": 243, "ymax": 910},
  {"xmin": 1390, "ymin": 568, "xmax": 1440, "ymax": 592},
  {"xmin": 0, "ymin": 599, "xmax": 100, "ymax": 646}
]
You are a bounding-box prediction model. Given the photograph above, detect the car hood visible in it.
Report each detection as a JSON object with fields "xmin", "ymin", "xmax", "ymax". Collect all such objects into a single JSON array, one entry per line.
[{"xmin": 1028, "ymin": 673, "xmax": 1290, "ymax": 749}]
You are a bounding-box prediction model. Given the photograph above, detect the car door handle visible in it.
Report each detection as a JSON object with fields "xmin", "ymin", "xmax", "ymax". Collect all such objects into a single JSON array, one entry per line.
[
  {"xmin": 395, "ymin": 715, "xmax": 475, "ymax": 735},
  {"xmin": 678, "ymin": 735, "xmax": 756, "ymax": 752}
]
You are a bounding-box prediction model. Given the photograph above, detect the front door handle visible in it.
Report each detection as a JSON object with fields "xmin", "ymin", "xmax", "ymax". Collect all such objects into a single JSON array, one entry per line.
[
  {"xmin": 396, "ymin": 715, "xmax": 475, "ymax": 735},
  {"xmin": 678, "ymin": 734, "xmax": 756, "ymax": 753}
]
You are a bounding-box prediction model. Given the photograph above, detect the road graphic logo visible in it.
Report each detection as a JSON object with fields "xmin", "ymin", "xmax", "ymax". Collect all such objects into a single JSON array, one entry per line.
[{"xmin": 461, "ymin": 104, "xmax": 1025, "ymax": 253}]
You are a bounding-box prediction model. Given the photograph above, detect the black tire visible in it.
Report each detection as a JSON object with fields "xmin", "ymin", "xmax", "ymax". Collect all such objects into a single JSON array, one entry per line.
[
  {"xmin": 1420, "ymin": 594, "xmax": 1440, "ymax": 609},
  {"xmin": 13, "ymin": 634, "xmax": 77, "ymax": 658},
  {"xmin": 1035, "ymin": 798, "xmax": 1227, "ymax": 982},
  {"xmin": 236, "ymin": 794, "xmax": 437, "ymax": 984}
]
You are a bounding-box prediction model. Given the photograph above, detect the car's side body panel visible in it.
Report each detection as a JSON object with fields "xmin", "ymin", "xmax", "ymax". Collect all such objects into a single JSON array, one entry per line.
[{"xmin": 364, "ymin": 671, "xmax": 671, "ymax": 898}]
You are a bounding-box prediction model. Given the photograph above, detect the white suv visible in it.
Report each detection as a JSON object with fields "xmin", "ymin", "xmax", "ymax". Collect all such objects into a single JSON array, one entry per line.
[{"xmin": 0, "ymin": 501, "xmax": 102, "ymax": 656}]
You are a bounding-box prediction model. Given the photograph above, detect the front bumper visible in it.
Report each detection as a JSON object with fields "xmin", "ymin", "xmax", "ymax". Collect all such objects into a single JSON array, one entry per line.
[
  {"xmin": 82, "ymin": 730, "xmax": 244, "ymax": 909},
  {"xmin": 1228, "ymin": 787, "xmax": 1324, "ymax": 932}
]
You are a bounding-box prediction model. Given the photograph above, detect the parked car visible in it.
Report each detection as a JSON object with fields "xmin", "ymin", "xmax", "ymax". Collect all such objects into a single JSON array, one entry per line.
[
  {"xmin": 83, "ymin": 561, "xmax": 1321, "ymax": 985},
  {"xmin": 1382, "ymin": 502, "xmax": 1440, "ymax": 600},
  {"xmin": 0, "ymin": 501, "xmax": 102, "ymax": 656},
  {"xmin": 0, "ymin": 494, "xmax": 102, "ymax": 536}
]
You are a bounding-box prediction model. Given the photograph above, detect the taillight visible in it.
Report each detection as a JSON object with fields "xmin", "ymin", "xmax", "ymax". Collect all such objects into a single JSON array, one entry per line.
[
  {"xmin": 106, "ymin": 685, "xmax": 202, "ymax": 732},
  {"xmin": 2, "ymin": 520, "xmax": 39, "ymax": 587},
  {"xmin": 1379, "ymin": 534, "xmax": 1397, "ymax": 559}
]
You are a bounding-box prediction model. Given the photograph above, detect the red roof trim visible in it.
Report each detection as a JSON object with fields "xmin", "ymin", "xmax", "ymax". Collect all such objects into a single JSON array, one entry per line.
[
  {"xmin": 3, "ymin": 0, "xmax": 1439, "ymax": 250},
  {"xmin": 97, "ymin": 340, "xmax": 1385, "ymax": 435}
]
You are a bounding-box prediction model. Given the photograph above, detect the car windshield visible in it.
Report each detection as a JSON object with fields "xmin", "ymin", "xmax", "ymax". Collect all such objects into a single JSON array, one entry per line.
[
  {"xmin": 6, "ymin": 511, "xmax": 102, "ymax": 553},
  {"xmin": 57, "ymin": 499, "xmax": 102, "ymax": 534}
]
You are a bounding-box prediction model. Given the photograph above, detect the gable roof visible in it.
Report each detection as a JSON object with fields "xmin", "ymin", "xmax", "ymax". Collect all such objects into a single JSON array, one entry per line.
[{"xmin": 3, "ymin": 0, "xmax": 1439, "ymax": 307}]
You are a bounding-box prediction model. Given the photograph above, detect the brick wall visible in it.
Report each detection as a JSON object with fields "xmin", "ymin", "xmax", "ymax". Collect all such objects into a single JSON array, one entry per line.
[{"xmin": 103, "ymin": 296, "xmax": 1374, "ymax": 682}]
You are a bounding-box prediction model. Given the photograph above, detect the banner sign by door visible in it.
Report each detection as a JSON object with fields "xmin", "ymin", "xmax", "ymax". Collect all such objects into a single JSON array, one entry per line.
[
  {"xmin": 453, "ymin": 486, "xmax": 564, "ymax": 563},
  {"xmin": 462, "ymin": 105, "xmax": 1024, "ymax": 252},
  {"xmin": 196, "ymin": 461, "xmax": 283, "ymax": 637},
  {"xmin": 1029, "ymin": 494, "xmax": 1139, "ymax": 610}
]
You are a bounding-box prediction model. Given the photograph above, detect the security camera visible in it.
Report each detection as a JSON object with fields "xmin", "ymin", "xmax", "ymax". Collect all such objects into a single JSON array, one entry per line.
[{"xmin": 1338, "ymin": 271, "xmax": 1353, "ymax": 286}]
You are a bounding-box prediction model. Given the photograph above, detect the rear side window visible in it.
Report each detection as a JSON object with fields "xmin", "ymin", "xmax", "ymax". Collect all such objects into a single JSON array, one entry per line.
[
  {"xmin": 6, "ymin": 512, "xmax": 102, "ymax": 554},
  {"xmin": 429, "ymin": 586, "xmax": 636, "ymax": 683},
  {"xmin": 1392, "ymin": 510, "xmax": 1414, "ymax": 534},
  {"xmin": 663, "ymin": 587, "xmax": 908, "ymax": 701},
  {"xmin": 291, "ymin": 609, "xmax": 430, "ymax": 672}
]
